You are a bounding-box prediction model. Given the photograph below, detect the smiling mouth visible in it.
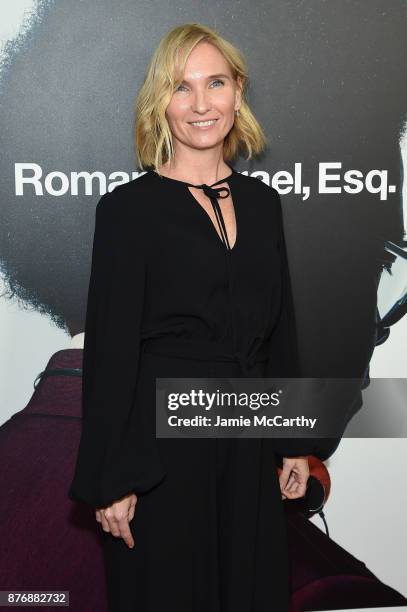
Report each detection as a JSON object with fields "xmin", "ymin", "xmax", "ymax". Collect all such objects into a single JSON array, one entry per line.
[{"xmin": 189, "ymin": 119, "xmax": 218, "ymax": 127}]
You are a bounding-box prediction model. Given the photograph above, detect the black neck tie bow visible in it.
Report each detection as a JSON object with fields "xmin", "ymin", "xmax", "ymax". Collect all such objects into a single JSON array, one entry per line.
[{"xmin": 185, "ymin": 180, "xmax": 232, "ymax": 250}]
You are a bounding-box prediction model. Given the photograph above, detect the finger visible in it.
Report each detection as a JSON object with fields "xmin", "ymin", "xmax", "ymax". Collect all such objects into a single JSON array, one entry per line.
[
  {"xmin": 282, "ymin": 459, "xmax": 309, "ymax": 499},
  {"xmin": 107, "ymin": 516, "xmax": 121, "ymax": 538},
  {"xmin": 126, "ymin": 495, "xmax": 137, "ymax": 523},
  {"xmin": 284, "ymin": 473, "xmax": 297, "ymax": 493},
  {"xmin": 284, "ymin": 480, "xmax": 299, "ymax": 497},
  {"xmin": 295, "ymin": 481, "xmax": 308, "ymax": 498},
  {"xmin": 279, "ymin": 462, "xmax": 293, "ymax": 493},
  {"xmin": 283, "ymin": 470, "xmax": 300, "ymax": 495},
  {"xmin": 119, "ymin": 519, "xmax": 135, "ymax": 549},
  {"xmin": 128, "ymin": 503, "xmax": 136, "ymax": 523},
  {"xmin": 95, "ymin": 510, "xmax": 102, "ymax": 523},
  {"xmin": 289, "ymin": 461, "xmax": 309, "ymax": 484},
  {"xmin": 294, "ymin": 469, "xmax": 309, "ymax": 490},
  {"xmin": 287, "ymin": 482, "xmax": 305, "ymax": 499},
  {"xmin": 102, "ymin": 509, "xmax": 122, "ymax": 537},
  {"xmin": 100, "ymin": 513, "xmax": 111, "ymax": 533},
  {"xmin": 285, "ymin": 480, "xmax": 298, "ymax": 495}
]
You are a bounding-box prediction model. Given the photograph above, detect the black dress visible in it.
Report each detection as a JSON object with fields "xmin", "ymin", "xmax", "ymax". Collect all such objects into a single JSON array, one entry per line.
[{"xmin": 68, "ymin": 163, "xmax": 335, "ymax": 611}]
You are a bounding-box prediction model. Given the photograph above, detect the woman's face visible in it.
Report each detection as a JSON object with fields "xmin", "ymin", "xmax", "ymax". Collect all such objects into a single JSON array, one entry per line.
[{"xmin": 165, "ymin": 41, "xmax": 242, "ymax": 154}]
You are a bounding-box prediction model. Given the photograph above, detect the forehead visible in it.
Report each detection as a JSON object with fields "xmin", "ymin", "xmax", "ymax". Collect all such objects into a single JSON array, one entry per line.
[{"xmin": 180, "ymin": 42, "xmax": 232, "ymax": 79}]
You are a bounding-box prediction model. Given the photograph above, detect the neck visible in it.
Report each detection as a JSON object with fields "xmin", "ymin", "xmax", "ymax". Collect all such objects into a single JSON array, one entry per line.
[{"xmin": 159, "ymin": 152, "xmax": 231, "ymax": 186}]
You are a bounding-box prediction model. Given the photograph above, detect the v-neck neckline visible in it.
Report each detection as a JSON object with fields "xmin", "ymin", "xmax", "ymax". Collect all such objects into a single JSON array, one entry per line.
[{"xmin": 149, "ymin": 164, "xmax": 239, "ymax": 253}]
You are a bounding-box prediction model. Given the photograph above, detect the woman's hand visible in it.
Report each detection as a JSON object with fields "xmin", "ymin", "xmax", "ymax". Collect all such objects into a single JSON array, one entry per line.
[
  {"xmin": 95, "ymin": 492, "xmax": 138, "ymax": 548},
  {"xmin": 279, "ymin": 456, "xmax": 309, "ymax": 500}
]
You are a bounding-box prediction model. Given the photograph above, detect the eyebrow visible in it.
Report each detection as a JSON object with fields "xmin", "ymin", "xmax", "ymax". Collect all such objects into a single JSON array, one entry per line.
[{"xmin": 180, "ymin": 73, "xmax": 231, "ymax": 84}]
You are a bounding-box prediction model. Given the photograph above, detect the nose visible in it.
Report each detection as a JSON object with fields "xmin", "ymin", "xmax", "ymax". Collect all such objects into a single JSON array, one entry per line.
[{"xmin": 191, "ymin": 90, "xmax": 212, "ymax": 114}]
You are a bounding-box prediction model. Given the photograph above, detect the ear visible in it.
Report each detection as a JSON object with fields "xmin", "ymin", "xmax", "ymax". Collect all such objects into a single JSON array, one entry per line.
[{"xmin": 235, "ymin": 76, "xmax": 243, "ymax": 112}]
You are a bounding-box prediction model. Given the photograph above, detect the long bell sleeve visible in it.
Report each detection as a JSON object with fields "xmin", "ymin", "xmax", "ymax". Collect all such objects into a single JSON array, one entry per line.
[
  {"xmin": 68, "ymin": 190, "xmax": 166, "ymax": 509},
  {"xmin": 266, "ymin": 191, "xmax": 342, "ymax": 462}
]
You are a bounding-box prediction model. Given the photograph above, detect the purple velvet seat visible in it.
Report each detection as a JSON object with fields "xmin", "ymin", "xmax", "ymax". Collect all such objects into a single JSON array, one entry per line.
[
  {"xmin": 287, "ymin": 512, "xmax": 407, "ymax": 610},
  {"xmin": 0, "ymin": 349, "xmax": 107, "ymax": 611}
]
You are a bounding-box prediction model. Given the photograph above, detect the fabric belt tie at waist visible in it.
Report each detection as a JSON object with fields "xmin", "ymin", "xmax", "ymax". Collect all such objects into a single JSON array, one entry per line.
[{"xmin": 141, "ymin": 337, "xmax": 269, "ymax": 377}]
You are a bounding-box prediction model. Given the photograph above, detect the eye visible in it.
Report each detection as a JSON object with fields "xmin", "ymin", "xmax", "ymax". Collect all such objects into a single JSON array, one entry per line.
[
  {"xmin": 210, "ymin": 79, "xmax": 225, "ymax": 87},
  {"xmin": 175, "ymin": 79, "xmax": 225, "ymax": 92}
]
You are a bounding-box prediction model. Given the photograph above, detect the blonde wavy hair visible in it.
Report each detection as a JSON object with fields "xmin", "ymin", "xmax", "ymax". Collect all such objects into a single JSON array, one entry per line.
[{"xmin": 135, "ymin": 22, "xmax": 267, "ymax": 174}]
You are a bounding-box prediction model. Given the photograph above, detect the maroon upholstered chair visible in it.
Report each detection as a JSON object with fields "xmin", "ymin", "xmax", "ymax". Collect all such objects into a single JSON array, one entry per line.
[
  {"xmin": 0, "ymin": 348, "xmax": 405, "ymax": 611},
  {"xmin": 0, "ymin": 349, "xmax": 108, "ymax": 611},
  {"xmin": 286, "ymin": 507, "xmax": 407, "ymax": 611}
]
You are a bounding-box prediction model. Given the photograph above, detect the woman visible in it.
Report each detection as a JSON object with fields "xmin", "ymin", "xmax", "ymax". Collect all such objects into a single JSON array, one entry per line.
[{"xmin": 69, "ymin": 23, "xmax": 327, "ymax": 611}]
